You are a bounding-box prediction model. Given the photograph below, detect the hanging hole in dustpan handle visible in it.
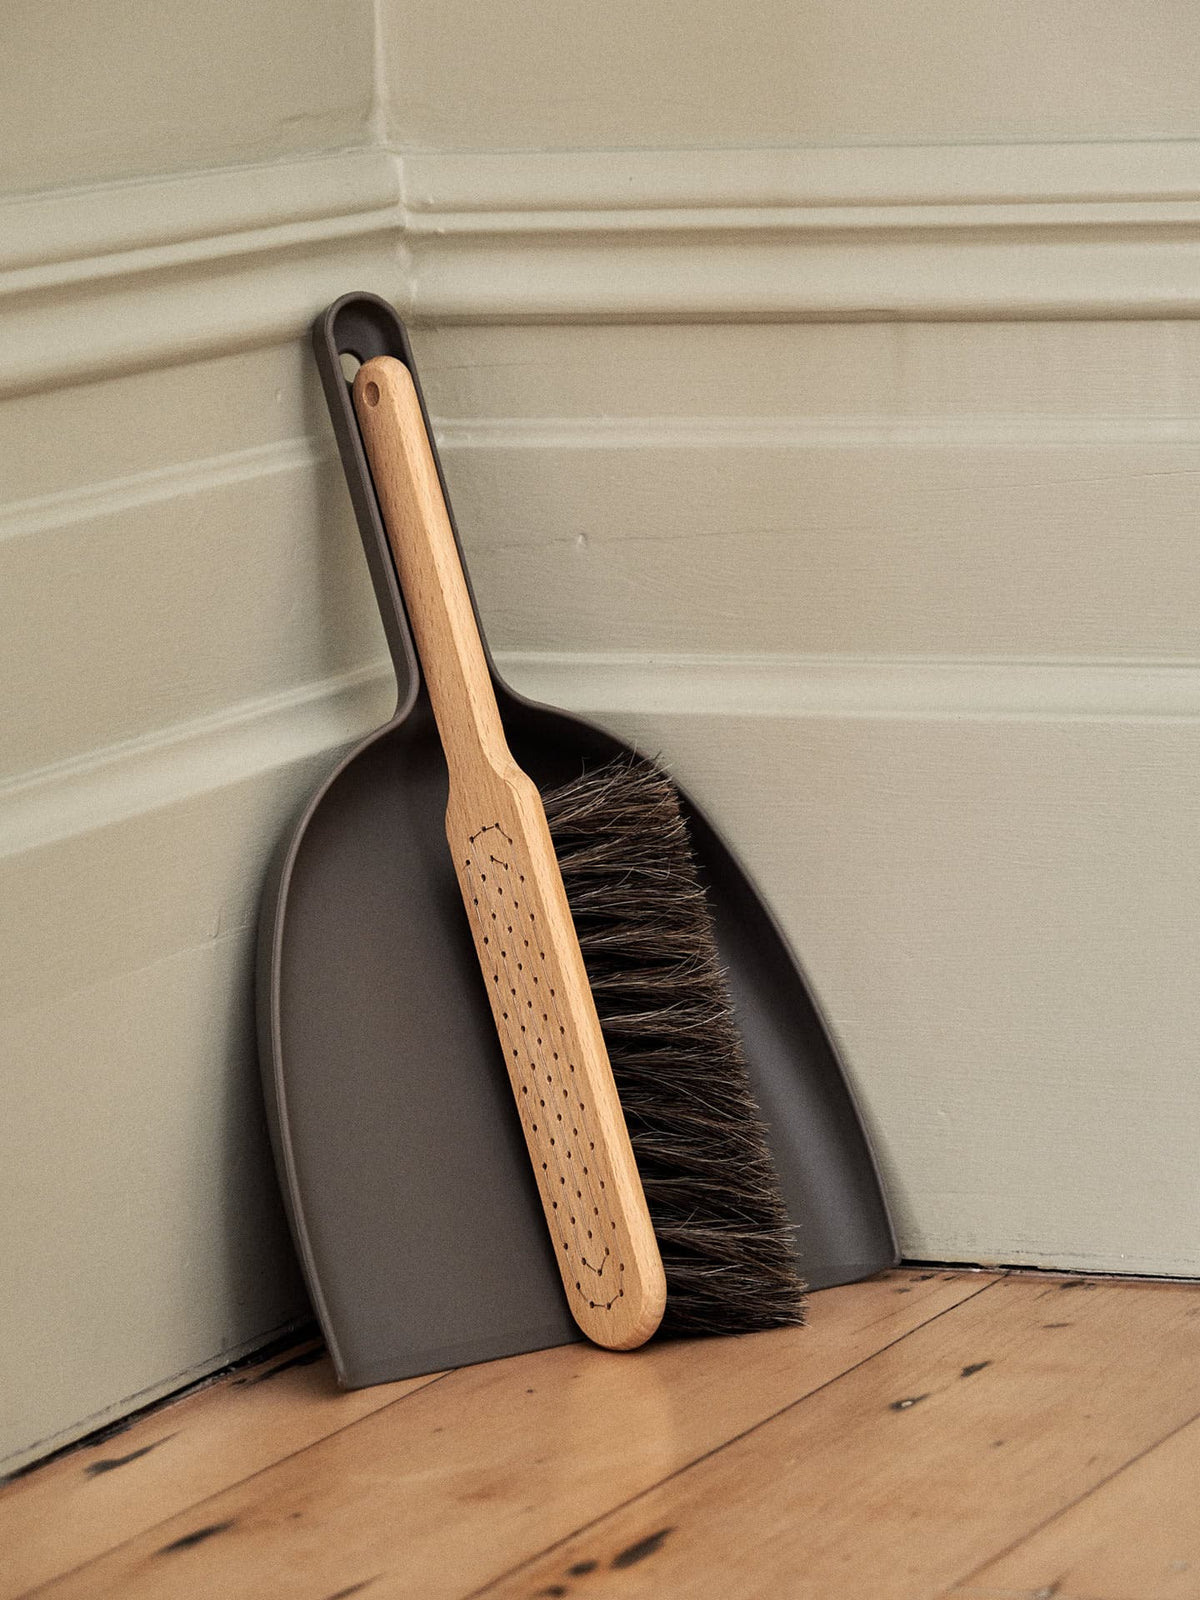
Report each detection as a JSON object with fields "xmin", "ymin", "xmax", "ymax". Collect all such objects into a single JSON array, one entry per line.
[{"xmin": 312, "ymin": 293, "xmax": 513, "ymax": 715}]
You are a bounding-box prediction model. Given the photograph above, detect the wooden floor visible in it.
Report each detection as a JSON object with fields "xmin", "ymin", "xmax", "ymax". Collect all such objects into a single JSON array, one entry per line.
[{"xmin": 4, "ymin": 1268, "xmax": 1199, "ymax": 1599}]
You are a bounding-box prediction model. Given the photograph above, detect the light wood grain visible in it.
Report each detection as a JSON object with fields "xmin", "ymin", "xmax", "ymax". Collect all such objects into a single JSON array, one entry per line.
[
  {"xmin": 954, "ymin": 1406, "xmax": 1200, "ymax": 1600},
  {"xmin": 493, "ymin": 1276, "xmax": 1200, "ymax": 1600},
  {"xmin": 352, "ymin": 356, "xmax": 664, "ymax": 1350},
  {"xmin": 0, "ymin": 1343, "xmax": 438, "ymax": 1599},
  {"xmin": 19, "ymin": 1271, "xmax": 989, "ymax": 1599}
]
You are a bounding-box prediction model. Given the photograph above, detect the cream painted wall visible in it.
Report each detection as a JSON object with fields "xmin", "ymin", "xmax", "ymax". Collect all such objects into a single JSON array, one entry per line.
[
  {"xmin": 0, "ymin": 0, "xmax": 374, "ymax": 194},
  {"xmin": 413, "ymin": 320, "xmax": 1200, "ymax": 1279},
  {"xmin": 384, "ymin": 0, "xmax": 1200, "ymax": 148},
  {"xmin": 4, "ymin": 0, "xmax": 1200, "ymax": 1472},
  {"xmin": 0, "ymin": 5, "xmax": 397, "ymax": 1475}
]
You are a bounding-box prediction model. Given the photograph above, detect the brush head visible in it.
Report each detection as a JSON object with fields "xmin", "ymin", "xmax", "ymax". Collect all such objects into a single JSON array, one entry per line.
[{"xmin": 544, "ymin": 756, "xmax": 806, "ymax": 1337}]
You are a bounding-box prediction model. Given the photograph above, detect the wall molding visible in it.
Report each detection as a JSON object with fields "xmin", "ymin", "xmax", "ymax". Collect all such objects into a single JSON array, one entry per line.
[
  {"xmin": 497, "ymin": 652, "xmax": 1200, "ymax": 726},
  {"xmin": 437, "ymin": 412, "xmax": 1200, "ymax": 454},
  {"xmin": 0, "ymin": 436, "xmax": 323, "ymax": 546},
  {"xmin": 1, "ymin": 147, "xmax": 400, "ymax": 282},
  {"xmin": 403, "ymin": 141, "xmax": 1200, "ymax": 215},
  {"xmin": 0, "ymin": 661, "xmax": 395, "ymax": 860},
  {"xmin": 3, "ymin": 135, "xmax": 1199, "ymax": 843},
  {"xmin": 7, "ymin": 644, "xmax": 1197, "ymax": 867},
  {"xmin": 402, "ymin": 140, "xmax": 1200, "ymax": 323},
  {"xmin": 5, "ymin": 137, "xmax": 1200, "ymax": 396},
  {"xmin": 0, "ymin": 146, "xmax": 404, "ymax": 396}
]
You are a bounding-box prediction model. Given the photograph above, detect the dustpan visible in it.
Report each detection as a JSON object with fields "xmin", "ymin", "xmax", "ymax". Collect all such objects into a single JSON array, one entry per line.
[{"xmin": 256, "ymin": 293, "xmax": 896, "ymax": 1386}]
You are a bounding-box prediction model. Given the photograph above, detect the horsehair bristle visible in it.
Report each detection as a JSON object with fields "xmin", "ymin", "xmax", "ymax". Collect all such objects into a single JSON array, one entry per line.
[{"xmin": 542, "ymin": 754, "xmax": 806, "ymax": 1337}]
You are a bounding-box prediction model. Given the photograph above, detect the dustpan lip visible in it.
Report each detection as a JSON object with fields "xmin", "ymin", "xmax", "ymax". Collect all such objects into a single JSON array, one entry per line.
[{"xmin": 256, "ymin": 706, "xmax": 409, "ymax": 1384}]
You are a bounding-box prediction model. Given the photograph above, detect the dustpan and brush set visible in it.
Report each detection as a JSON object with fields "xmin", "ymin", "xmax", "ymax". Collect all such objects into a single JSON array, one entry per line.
[{"xmin": 257, "ymin": 294, "xmax": 895, "ymax": 1382}]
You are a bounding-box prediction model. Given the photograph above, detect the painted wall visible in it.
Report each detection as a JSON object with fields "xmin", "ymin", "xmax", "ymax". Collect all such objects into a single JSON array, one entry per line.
[
  {"xmin": 384, "ymin": 0, "xmax": 1200, "ymax": 148},
  {"xmin": 4, "ymin": 0, "xmax": 1199, "ymax": 1471},
  {"xmin": 0, "ymin": 5, "xmax": 398, "ymax": 1474},
  {"xmin": 416, "ymin": 319, "xmax": 1200, "ymax": 1283},
  {"xmin": 0, "ymin": 0, "xmax": 373, "ymax": 193}
]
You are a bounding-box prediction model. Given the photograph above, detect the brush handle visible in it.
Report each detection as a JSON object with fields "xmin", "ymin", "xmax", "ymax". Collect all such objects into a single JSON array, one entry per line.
[{"xmin": 353, "ymin": 357, "xmax": 666, "ymax": 1351}]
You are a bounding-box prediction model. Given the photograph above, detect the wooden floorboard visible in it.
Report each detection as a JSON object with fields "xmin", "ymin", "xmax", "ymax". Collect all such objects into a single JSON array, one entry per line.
[
  {"xmin": 2, "ymin": 1269, "xmax": 982, "ymax": 1598},
  {"xmin": 952, "ymin": 1406, "xmax": 1200, "ymax": 1600},
  {"xmin": 491, "ymin": 1276, "xmax": 1200, "ymax": 1600},
  {"xmin": 3, "ymin": 1269, "xmax": 1195, "ymax": 1600},
  {"xmin": 0, "ymin": 1344, "xmax": 438, "ymax": 1599}
]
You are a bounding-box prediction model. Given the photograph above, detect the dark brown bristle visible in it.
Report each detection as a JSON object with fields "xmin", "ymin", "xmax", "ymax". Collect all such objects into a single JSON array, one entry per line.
[{"xmin": 543, "ymin": 756, "xmax": 806, "ymax": 1337}]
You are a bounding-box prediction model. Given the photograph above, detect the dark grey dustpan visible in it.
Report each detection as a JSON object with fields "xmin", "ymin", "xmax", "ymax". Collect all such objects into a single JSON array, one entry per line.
[{"xmin": 256, "ymin": 293, "xmax": 896, "ymax": 1387}]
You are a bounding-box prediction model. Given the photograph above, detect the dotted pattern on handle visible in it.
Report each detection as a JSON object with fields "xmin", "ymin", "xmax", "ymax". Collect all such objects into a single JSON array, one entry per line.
[{"xmin": 463, "ymin": 821, "xmax": 625, "ymax": 1314}]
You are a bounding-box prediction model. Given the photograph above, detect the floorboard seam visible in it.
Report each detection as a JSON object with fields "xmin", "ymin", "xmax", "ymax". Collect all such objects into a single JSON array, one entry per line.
[
  {"xmin": 461, "ymin": 1271, "xmax": 1008, "ymax": 1599},
  {"xmin": 935, "ymin": 1400, "xmax": 1200, "ymax": 1600},
  {"xmin": 14, "ymin": 1368, "xmax": 452, "ymax": 1599}
]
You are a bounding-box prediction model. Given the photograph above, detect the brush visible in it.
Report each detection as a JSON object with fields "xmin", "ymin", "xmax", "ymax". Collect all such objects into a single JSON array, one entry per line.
[{"xmin": 353, "ymin": 356, "xmax": 805, "ymax": 1347}]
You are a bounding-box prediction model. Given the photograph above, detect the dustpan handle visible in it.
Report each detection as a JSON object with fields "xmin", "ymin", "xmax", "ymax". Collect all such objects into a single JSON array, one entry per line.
[{"xmin": 312, "ymin": 294, "xmax": 504, "ymax": 718}]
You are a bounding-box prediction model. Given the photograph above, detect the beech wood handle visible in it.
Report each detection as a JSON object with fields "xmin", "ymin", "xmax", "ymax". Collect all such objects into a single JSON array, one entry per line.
[
  {"xmin": 353, "ymin": 357, "xmax": 666, "ymax": 1350},
  {"xmin": 353, "ymin": 359, "xmax": 507, "ymax": 777}
]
